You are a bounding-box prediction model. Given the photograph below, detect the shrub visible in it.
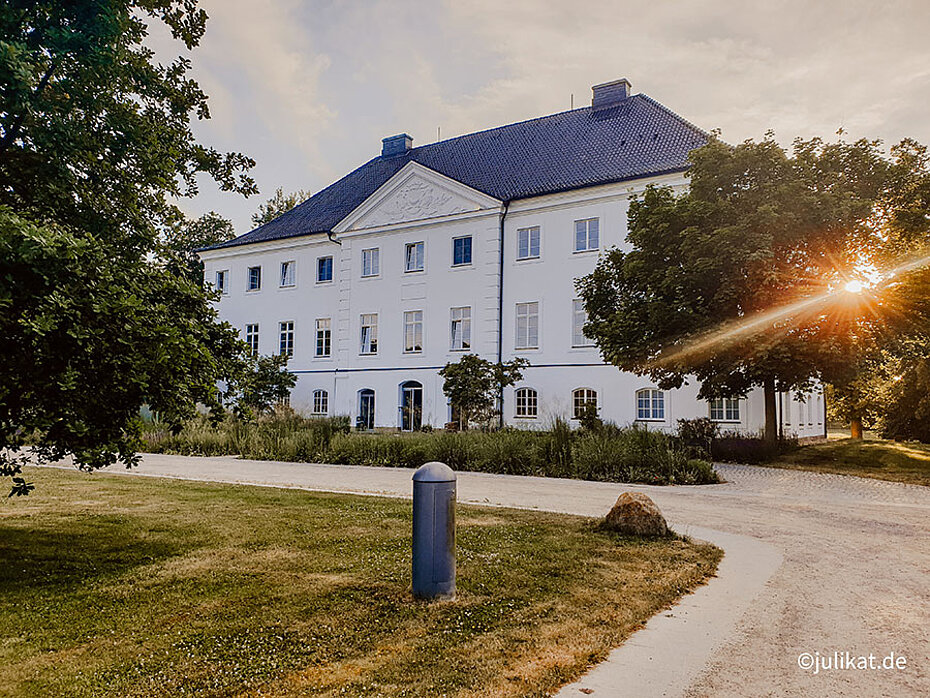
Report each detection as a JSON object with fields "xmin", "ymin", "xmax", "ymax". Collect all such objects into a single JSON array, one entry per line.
[
  {"xmin": 710, "ymin": 431, "xmax": 798, "ymax": 464},
  {"xmin": 676, "ymin": 418, "xmax": 719, "ymax": 459},
  {"xmin": 142, "ymin": 413, "xmax": 720, "ymax": 485}
]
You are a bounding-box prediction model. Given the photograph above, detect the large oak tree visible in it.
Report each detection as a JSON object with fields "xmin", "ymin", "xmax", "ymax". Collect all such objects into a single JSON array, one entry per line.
[
  {"xmin": 0, "ymin": 1, "xmax": 257, "ymax": 493},
  {"xmin": 578, "ymin": 134, "xmax": 930, "ymax": 443}
]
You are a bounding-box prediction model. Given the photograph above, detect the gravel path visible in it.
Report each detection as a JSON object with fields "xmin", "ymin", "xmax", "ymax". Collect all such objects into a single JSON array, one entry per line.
[{"xmin": 49, "ymin": 455, "xmax": 930, "ymax": 697}]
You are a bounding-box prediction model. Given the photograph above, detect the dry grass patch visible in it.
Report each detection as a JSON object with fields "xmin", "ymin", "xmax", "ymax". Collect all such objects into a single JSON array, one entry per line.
[
  {"xmin": 0, "ymin": 467, "xmax": 720, "ymax": 697},
  {"xmin": 769, "ymin": 437, "xmax": 930, "ymax": 486}
]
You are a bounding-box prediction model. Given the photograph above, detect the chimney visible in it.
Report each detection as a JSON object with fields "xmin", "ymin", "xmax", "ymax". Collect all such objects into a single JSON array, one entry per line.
[
  {"xmin": 382, "ymin": 133, "xmax": 413, "ymax": 157},
  {"xmin": 591, "ymin": 78, "xmax": 632, "ymax": 111}
]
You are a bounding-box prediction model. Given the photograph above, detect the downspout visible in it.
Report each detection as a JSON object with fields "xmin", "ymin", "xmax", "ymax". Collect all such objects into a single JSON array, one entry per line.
[
  {"xmin": 326, "ymin": 230, "xmax": 342, "ymax": 413},
  {"xmin": 497, "ymin": 202, "xmax": 510, "ymax": 429}
]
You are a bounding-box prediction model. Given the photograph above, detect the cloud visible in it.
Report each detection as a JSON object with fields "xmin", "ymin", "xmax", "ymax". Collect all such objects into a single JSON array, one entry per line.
[{"xmin": 170, "ymin": 0, "xmax": 930, "ymax": 232}]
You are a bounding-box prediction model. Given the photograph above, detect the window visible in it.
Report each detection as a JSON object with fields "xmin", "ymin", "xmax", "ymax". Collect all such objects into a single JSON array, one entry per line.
[
  {"xmin": 215, "ymin": 269, "xmax": 229, "ymax": 294},
  {"xmin": 572, "ymin": 388, "xmax": 598, "ymax": 419},
  {"xmin": 572, "ymin": 299, "xmax": 594, "ymax": 347},
  {"xmin": 280, "ymin": 260, "xmax": 296, "ymax": 287},
  {"xmin": 245, "ymin": 323, "xmax": 259, "ymax": 356},
  {"xmin": 405, "ymin": 242, "xmax": 425, "ymax": 272},
  {"xmin": 247, "ymin": 265, "xmax": 262, "ymax": 291},
  {"xmin": 279, "ymin": 321, "xmax": 294, "ymax": 356},
  {"xmin": 452, "ymin": 236, "xmax": 472, "ymax": 266},
  {"xmin": 312, "ymin": 389, "xmax": 329, "ymax": 415},
  {"xmin": 574, "ymin": 218, "xmax": 599, "ymax": 252},
  {"xmin": 515, "ymin": 302, "xmax": 539, "ymax": 349},
  {"xmin": 515, "ymin": 388, "xmax": 538, "ymax": 418},
  {"xmin": 636, "ymin": 388, "xmax": 665, "ymax": 421},
  {"xmin": 404, "ymin": 310, "xmax": 423, "ymax": 353},
  {"xmin": 361, "ymin": 248, "xmax": 380, "ymax": 277},
  {"xmin": 315, "ymin": 318, "xmax": 331, "ymax": 358},
  {"xmin": 317, "ymin": 256, "xmax": 333, "ymax": 283},
  {"xmin": 360, "ymin": 313, "xmax": 378, "ymax": 354},
  {"xmin": 517, "ymin": 226, "xmax": 540, "ymax": 260},
  {"xmin": 709, "ymin": 397, "xmax": 740, "ymax": 422},
  {"xmin": 450, "ymin": 306, "xmax": 471, "ymax": 351},
  {"xmin": 807, "ymin": 396, "xmax": 814, "ymax": 425}
]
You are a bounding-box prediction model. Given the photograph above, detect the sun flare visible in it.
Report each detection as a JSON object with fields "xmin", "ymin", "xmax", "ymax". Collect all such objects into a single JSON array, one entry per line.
[{"xmin": 844, "ymin": 279, "xmax": 865, "ymax": 294}]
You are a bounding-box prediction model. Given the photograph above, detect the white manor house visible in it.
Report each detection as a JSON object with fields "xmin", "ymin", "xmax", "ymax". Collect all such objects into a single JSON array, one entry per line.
[{"xmin": 200, "ymin": 79, "xmax": 825, "ymax": 438}]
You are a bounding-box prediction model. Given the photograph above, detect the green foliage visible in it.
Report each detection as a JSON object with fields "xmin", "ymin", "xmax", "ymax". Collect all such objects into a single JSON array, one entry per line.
[
  {"xmin": 229, "ymin": 354, "xmax": 298, "ymax": 419},
  {"xmin": 880, "ymin": 352, "xmax": 930, "ymax": 442},
  {"xmin": 578, "ymin": 134, "xmax": 930, "ymax": 443},
  {"xmin": 439, "ymin": 354, "xmax": 529, "ymax": 429},
  {"xmin": 162, "ymin": 210, "xmax": 235, "ymax": 282},
  {"xmin": 676, "ymin": 418, "xmax": 720, "ymax": 459},
  {"xmin": 144, "ymin": 415, "xmax": 720, "ymax": 486},
  {"xmin": 0, "ymin": 2, "xmax": 256, "ymax": 493},
  {"xmin": 0, "ymin": 209, "xmax": 244, "ymax": 476},
  {"xmin": 251, "ymin": 187, "xmax": 311, "ymax": 227}
]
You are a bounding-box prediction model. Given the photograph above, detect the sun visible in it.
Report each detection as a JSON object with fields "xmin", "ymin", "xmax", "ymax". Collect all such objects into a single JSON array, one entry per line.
[{"xmin": 844, "ymin": 279, "xmax": 865, "ymax": 294}]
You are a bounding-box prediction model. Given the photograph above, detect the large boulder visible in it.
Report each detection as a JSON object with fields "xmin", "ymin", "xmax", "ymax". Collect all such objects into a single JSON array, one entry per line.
[{"xmin": 604, "ymin": 492, "xmax": 669, "ymax": 537}]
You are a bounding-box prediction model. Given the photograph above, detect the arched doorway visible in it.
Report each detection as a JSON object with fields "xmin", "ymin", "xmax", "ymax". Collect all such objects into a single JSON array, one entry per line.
[
  {"xmin": 400, "ymin": 381, "xmax": 423, "ymax": 431},
  {"xmin": 358, "ymin": 389, "xmax": 375, "ymax": 430}
]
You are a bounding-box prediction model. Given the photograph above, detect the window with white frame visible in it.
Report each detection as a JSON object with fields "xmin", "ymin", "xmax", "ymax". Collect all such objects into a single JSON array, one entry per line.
[
  {"xmin": 245, "ymin": 323, "xmax": 259, "ymax": 356},
  {"xmin": 574, "ymin": 218, "xmax": 599, "ymax": 252},
  {"xmin": 404, "ymin": 310, "xmax": 423, "ymax": 353},
  {"xmin": 279, "ymin": 321, "xmax": 294, "ymax": 356},
  {"xmin": 515, "ymin": 388, "xmax": 538, "ymax": 418},
  {"xmin": 312, "ymin": 389, "xmax": 329, "ymax": 415},
  {"xmin": 405, "ymin": 242, "xmax": 424, "ymax": 272},
  {"xmin": 361, "ymin": 248, "xmax": 380, "ymax": 277},
  {"xmin": 807, "ymin": 396, "xmax": 814, "ymax": 424},
  {"xmin": 247, "ymin": 265, "xmax": 262, "ymax": 291},
  {"xmin": 360, "ymin": 313, "xmax": 378, "ymax": 354},
  {"xmin": 317, "ymin": 256, "xmax": 333, "ymax": 283},
  {"xmin": 452, "ymin": 236, "xmax": 472, "ymax": 266},
  {"xmin": 572, "ymin": 388, "xmax": 598, "ymax": 419},
  {"xmin": 515, "ymin": 302, "xmax": 539, "ymax": 349},
  {"xmin": 450, "ymin": 306, "xmax": 471, "ymax": 350},
  {"xmin": 215, "ymin": 269, "xmax": 229, "ymax": 294},
  {"xmin": 517, "ymin": 226, "xmax": 540, "ymax": 260},
  {"xmin": 280, "ymin": 260, "xmax": 296, "ymax": 287},
  {"xmin": 709, "ymin": 397, "xmax": 740, "ymax": 422},
  {"xmin": 572, "ymin": 299, "xmax": 594, "ymax": 347},
  {"xmin": 315, "ymin": 318, "xmax": 331, "ymax": 357},
  {"xmin": 636, "ymin": 388, "xmax": 665, "ymax": 420}
]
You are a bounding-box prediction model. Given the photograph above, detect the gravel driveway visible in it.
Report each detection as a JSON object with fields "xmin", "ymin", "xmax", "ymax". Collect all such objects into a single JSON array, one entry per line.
[{"xmin": 59, "ymin": 455, "xmax": 930, "ymax": 697}]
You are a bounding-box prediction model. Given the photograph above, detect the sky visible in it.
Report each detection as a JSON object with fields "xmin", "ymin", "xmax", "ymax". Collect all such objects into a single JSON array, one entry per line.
[{"xmin": 150, "ymin": 0, "xmax": 930, "ymax": 234}]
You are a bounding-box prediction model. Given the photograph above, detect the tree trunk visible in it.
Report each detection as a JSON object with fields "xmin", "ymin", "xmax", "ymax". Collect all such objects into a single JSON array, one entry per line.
[
  {"xmin": 850, "ymin": 417, "xmax": 863, "ymax": 440},
  {"xmin": 763, "ymin": 376, "xmax": 778, "ymax": 445}
]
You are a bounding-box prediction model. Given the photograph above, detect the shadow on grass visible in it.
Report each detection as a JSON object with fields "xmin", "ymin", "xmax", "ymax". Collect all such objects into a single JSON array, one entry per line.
[{"xmin": 0, "ymin": 516, "xmax": 184, "ymax": 594}]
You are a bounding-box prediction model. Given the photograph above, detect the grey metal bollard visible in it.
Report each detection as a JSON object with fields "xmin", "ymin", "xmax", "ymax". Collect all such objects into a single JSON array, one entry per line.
[{"xmin": 412, "ymin": 461, "xmax": 456, "ymax": 600}]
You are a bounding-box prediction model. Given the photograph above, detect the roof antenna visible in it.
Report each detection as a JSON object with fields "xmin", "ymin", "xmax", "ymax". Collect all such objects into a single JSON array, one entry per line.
[
  {"xmin": 570, "ymin": 93, "xmax": 574, "ymax": 109},
  {"xmin": 437, "ymin": 126, "xmax": 441, "ymax": 141}
]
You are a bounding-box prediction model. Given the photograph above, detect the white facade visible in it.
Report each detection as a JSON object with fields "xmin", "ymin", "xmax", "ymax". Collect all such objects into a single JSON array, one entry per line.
[{"xmin": 201, "ymin": 161, "xmax": 825, "ymax": 438}]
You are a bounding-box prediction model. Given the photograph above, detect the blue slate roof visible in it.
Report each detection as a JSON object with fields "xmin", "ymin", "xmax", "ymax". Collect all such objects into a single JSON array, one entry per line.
[{"xmin": 209, "ymin": 93, "xmax": 707, "ymax": 250}]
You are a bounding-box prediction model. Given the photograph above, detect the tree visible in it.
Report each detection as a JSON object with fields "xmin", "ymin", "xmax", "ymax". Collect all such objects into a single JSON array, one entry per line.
[
  {"xmin": 439, "ymin": 355, "xmax": 528, "ymax": 429},
  {"xmin": 578, "ymin": 134, "xmax": 930, "ymax": 444},
  {"xmin": 0, "ymin": 1, "xmax": 257, "ymax": 494},
  {"xmin": 229, "ymin": 354, "xmax": 298, "ymax": 419},
  {"xmin": 163, "ymin": 210, "xmax": 235, "ymax": 282},
  {"xmin": 251, "ymin": 187, "xmax": 310, "ymax": 227}
]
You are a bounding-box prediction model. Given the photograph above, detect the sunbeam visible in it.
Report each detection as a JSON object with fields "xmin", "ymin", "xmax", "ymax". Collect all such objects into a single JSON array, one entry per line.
[{"xmin": 652, "ymin": 248, "xmax": 930, "ymax": 368}]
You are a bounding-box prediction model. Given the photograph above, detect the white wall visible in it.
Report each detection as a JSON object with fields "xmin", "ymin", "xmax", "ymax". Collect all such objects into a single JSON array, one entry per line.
[{"xmin": 200, "ymin": 169, "xmax": 825, "ymax": 438}]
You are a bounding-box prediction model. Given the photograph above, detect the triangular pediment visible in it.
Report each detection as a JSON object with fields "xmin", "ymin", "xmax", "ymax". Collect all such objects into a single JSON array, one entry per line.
[{"xmin": 333, "ymin": 162, "xmax": 501, "ymax": 233}]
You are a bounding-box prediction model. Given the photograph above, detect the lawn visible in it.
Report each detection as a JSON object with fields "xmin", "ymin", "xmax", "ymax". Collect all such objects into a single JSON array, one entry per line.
[
  {"xmin": 769, "ymin": 437, "xmax": 930, "ymax": 486},
  {"xmin": 0, "ymin": 468, "xmax": 720, "ymax": 698}
]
